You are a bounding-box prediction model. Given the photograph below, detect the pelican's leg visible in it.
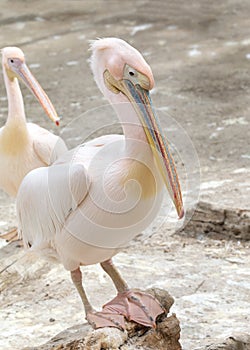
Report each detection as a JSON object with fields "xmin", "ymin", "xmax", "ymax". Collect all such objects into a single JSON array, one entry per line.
[
  {"xmin": 100, "ymin": 259, "xmax": 129, "ymax": 292},
  {"xmin": 71, "ymin": 267, "xmax": 125, "ymax": 330},
  {"xmin": 71, "ymin": 268, "xmax": 93, "ymax": 314},
  {"xmin": 100, "ymin": 259, "xmax": 164, "ymax": 328}
]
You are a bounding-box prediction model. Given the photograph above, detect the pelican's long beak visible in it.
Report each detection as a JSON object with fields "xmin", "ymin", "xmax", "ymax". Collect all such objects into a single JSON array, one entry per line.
[
  {"xmin": 13, "ymin": 62, "xmax": 60, "ymax": 125},
  {"xmin": 104, "ymin": 69, "xmax": 184, "ymax": 218},
  {"xmin": 128, "ymin": 82, "xmax": 184, "ymax": 218}
]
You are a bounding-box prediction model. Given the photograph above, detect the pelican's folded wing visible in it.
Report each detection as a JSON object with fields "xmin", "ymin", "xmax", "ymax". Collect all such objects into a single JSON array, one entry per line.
[
  {"xmin": 17, "ymin": 158, "xmax": 90, "ymax": 249},
  {"xmin": 48, "ymin": 161, "xmax": 90, "ymax": 222},
  {"xmin": 29, "ymin": 123, "xmax": 68, "ymax": 165}
]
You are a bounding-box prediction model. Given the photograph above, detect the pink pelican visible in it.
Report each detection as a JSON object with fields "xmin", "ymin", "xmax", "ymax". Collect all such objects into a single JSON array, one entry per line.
[
  {"xmin": 17, "ymin": 38, "xmax": 184, "ymax": 329},
  {"xmin": 0, "ymin": 47, "xmax": 67, "ymax": 240}
]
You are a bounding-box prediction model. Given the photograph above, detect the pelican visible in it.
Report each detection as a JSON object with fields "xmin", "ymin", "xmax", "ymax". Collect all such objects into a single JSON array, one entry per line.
[
  {"xmin": 17, "ymin": 38, "xmax": 184, "ymax": 329},
  {"xmin": 0, "ymin": 47, "xmax": 67, "ymax": 240}
]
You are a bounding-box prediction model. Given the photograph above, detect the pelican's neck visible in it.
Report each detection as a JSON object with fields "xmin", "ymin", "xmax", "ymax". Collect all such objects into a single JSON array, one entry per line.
[
  {"xmin": 110, "ymin": 96, "xmax": 161, "ymax": 199},
  {"xmin": 3, "ymin": 67, "xmax": 26, "ymax": 127},
  {"xmin": 111, "ymin": 97, "xmax": 148, "ymax": 143},
  {"xmin": 1, "ymin": 67, "xmax": 29, "ymax": 154}
]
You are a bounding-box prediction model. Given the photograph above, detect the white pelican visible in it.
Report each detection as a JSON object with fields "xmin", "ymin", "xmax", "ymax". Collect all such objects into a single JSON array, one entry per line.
[
  {"xmin": 0, "ymin": 47, "xmax": 67, "ymax": 240},
  {"xmin": 17, "ymin": 38, "xmax": 184, "ymax": 329}
]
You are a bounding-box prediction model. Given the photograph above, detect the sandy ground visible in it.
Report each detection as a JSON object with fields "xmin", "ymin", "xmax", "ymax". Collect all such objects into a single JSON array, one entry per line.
[{"xmin": 0, "ymin": 1, "xmax": 249, "ymax": 349}]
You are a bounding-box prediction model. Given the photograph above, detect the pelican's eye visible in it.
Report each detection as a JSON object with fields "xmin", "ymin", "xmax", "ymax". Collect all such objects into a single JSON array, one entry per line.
[
  {"xmin": 124, "ymin": 65, "xmax": 138, "ymax": 81},
  {"xmin": 128, "ymin": 68, "xmax": 137, "ymax": 78},
  {"xmin": 8, "ymin": 57, "xmax": 23, "ymax": 70},
  {"xmin": 123, "ymin": 64, "xmax": 150, "ymax": 90}
]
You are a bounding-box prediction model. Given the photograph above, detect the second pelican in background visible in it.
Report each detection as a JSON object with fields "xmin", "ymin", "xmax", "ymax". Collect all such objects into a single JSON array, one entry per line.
[{"xmin": 0, "ymin": 47, "xmax": 67, "ymax": 240}]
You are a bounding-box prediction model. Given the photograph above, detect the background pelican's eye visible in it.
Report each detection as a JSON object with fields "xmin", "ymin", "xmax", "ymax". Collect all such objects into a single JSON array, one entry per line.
[
  {"xmin": 8, "ymin": 57, "xmax": 23, "ymax": 69},
  {"xmin": 129, "ymin": 71, "xmax": 135, "ymax": 76}
]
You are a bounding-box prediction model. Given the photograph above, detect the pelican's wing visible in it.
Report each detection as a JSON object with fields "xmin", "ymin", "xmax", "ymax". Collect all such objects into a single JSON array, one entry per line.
[
  {"xmin": 17, "ymin": 148, "xmax": 90, "ymax": 250},
  {"xmin": 28, "ymin": 123, "xmax": 68, "ymax": 165},
  {"xmin": 17, "ymin": 135, "xmax": 123, "ymax": 254}
]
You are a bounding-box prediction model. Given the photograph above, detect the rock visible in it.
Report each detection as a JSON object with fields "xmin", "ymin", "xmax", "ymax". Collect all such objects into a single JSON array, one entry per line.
[
  {"xmin": 202, "ymin": 333, "xmax": 250, "ymax": 350},
  {"xmin": 23, "ymin": 288, "xmax": 182, "ymax": 350}
]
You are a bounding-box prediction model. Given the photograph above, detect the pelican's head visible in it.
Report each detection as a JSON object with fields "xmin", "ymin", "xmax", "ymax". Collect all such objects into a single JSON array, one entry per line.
[
  {"xmin": 90, "ymin": 38, "xmax": 184, "ymax": 218},
  {"xmin": 1, "ymin": 47, "xmax": 60, "ymax": 125},
  {"xmin": 2, "ymin": 47, "xmax": 25, "ymax": 74}
]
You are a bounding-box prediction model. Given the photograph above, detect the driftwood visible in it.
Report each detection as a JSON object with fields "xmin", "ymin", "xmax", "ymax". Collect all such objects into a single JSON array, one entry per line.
[
  {"xmin": 21, "ymin": 287, "xmax": 250, "ymax": 350},
  {"xmin": 23, "ymin": 288, "xmax": 181, "ymax": 350},
  {"xmin": 182, "ymin": 201, "xmax": 250, "ymax": 241}
]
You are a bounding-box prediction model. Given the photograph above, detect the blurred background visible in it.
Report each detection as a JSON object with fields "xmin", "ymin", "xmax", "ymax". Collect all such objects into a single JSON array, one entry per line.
[{"xmin": 0, "ymin": 1, "xmax": 249, "ymax": 349}]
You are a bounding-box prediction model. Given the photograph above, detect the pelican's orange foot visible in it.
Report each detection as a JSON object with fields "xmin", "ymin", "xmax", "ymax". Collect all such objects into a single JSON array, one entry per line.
[
  {"xmin": 102, "ymin": 290, "xmax": 164, "ymax": 328},
  {"xmin": 0, "ymin": 227, "xmax": 20, "ymax": 243},
  {"xmin": 87, "ymin": 311, "xmax": 125, "ymax": 330}
]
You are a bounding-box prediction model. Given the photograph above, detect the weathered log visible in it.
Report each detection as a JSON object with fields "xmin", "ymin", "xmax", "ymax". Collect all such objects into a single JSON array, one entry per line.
[
  {"xmin": 23, "ymin": 288, "xmax": 182, "ymax": 350},
  {"xmin": 182, "ymin": 201, "xmax": 250, "ymax": 240}
]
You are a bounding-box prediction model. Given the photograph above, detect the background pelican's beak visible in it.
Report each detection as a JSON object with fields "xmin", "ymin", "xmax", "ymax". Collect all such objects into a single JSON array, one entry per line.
[
  {"xmin": 13, "ymin": 62, "xmax": 60, "ymax": 125},
  {"xmin": 122, "ymin": 79, "xmax": 184, "ymax": 218}
]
